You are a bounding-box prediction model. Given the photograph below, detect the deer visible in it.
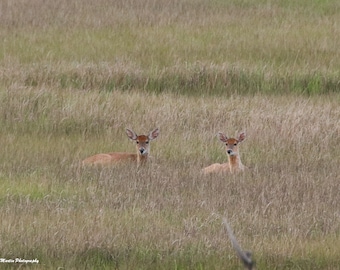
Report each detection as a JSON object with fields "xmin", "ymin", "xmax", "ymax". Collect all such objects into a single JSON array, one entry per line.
[
  {"xmin": 82, "ymin": 128, "xmax": 160, "ymax": 166},
  {"xmin": 223, "ymin": 218, "xmax": 255, "ymax": 270},
  {"xmin": 203, "ymin": 132, "xmax": 246, "ymax": 174}
]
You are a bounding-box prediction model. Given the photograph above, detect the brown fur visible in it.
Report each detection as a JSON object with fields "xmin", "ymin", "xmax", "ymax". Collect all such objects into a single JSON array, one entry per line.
[
  {"xmin": 203, "ymin": 132, "xmax": 246, "ymax": 174},
  {"xmin": 82, "ymin": 128, "xmax": 159, "ymax": 166}
]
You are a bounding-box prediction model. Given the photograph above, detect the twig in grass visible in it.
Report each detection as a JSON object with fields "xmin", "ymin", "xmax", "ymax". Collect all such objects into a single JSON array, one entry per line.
[{"xmin": 223, "ymin": 218, "xmax": 255, "ymax": 270}]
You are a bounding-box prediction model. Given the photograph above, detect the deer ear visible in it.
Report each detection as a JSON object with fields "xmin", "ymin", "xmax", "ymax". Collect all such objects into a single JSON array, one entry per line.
[
  {"xmin": 218, "ymin": 132, "xmax": 228, "ymax": 142},
  {"xmin": 126, "ymin": 128, "xmax": 138, "ymax": 140},
  {"xmin": 238, "ymin": 132, "xmax": 246, "ymax": 142},
  {"xmin": 148, "ymin": 128, "xmax": 160, "ymax": 140}
]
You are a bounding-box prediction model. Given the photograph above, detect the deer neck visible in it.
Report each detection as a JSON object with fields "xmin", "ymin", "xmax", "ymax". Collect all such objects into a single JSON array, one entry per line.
[
  {"xmin": 228, "ymin": 154, "xmax": 243, "ymax": 173},
  {"xmin": 137, "ymin": 153, "xmax": 148, "ymax": 165}
]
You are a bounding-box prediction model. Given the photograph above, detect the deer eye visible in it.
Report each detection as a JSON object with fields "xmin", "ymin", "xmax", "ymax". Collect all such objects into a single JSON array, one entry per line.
[
  {"xmin": 146, "ymin": 141, "xmax": 149, "ymax": 144},
  {"xmin": 136, "ymin": 141, "xmax": 139, "ymax": 144},
  {"xmin": 234, "ymin": 143, "xmax": 237, "ymax": 146}
]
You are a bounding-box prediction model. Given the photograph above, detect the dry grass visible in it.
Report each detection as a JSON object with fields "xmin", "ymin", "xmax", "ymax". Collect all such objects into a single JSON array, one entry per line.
[
  {"xmin": 0, "ymin": 89, "xmax": 339, "ymax": 269},
  {"xmin": 1, "ymin": 0, "xmax": 339, "ymax": 95},
  {"xmin": 0, "ymin": 0, "xmax": 340, "ymax": 269}
]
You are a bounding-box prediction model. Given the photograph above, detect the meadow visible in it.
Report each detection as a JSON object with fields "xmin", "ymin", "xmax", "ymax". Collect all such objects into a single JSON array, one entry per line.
[{"xmin": 0, "ymin": 0, "xmax": 340, "ymax": 269}]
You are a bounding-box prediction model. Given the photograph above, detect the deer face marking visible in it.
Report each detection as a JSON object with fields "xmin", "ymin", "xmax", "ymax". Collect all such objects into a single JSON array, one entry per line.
[{"xmin": 218, "ymin": 132, "xmax": 246, "ymax": 157}]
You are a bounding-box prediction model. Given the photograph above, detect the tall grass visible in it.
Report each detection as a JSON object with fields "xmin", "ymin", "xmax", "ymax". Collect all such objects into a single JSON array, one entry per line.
[
  {"xmin": 0, "ymin": 0, "xmax": 340, "ymax": 269},
  {"xmin": 0, "ymin": 89, "xmax": 339, "ymax": 269},
  {"xmin": 1, "ymin": 0, "xmax": 339, "ymax": 95}
]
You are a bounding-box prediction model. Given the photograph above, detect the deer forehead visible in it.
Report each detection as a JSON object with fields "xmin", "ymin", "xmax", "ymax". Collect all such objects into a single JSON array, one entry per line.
[
  {"xmin": 225, "ymin": 138, "xmax": 239, "ymax": 145},
  {"xmin": 136, "ymin": 135, "xmax": 149, "ymax": 144}
]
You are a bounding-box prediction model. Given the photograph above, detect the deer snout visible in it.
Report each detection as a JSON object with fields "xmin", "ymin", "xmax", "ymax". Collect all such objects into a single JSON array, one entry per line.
[
  {"xmin": 139, "ymin": 148, "xmax": 147, "ymax": 155},
  {"xmin": 227, "ymin": 150, "xmax": 233, "ymax": 155}
]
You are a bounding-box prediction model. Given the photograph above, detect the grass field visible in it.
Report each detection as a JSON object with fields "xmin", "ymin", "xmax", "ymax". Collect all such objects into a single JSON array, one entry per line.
[{"xmin": 0, "ymin": 0, "xmax": 340, "ymax": 269}]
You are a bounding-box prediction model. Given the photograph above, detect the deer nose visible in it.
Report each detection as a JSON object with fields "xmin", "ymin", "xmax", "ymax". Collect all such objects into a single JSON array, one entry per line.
[
  {"xmin": 139, "ymin": 148, "xmax": 145, "ymax": 154},
  {"xmin": 227, "ymin": 150, "xmax": 233, "ymax": 155}
]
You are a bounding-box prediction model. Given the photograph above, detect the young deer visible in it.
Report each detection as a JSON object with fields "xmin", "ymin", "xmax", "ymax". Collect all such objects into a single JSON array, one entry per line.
[
  {"xmin": 82, "ymin": 128, "xmax": 160, "ymax": 166},
  {"xmin": 203, "ymin": 132, "xmax": 246, "ymax": 174}
]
